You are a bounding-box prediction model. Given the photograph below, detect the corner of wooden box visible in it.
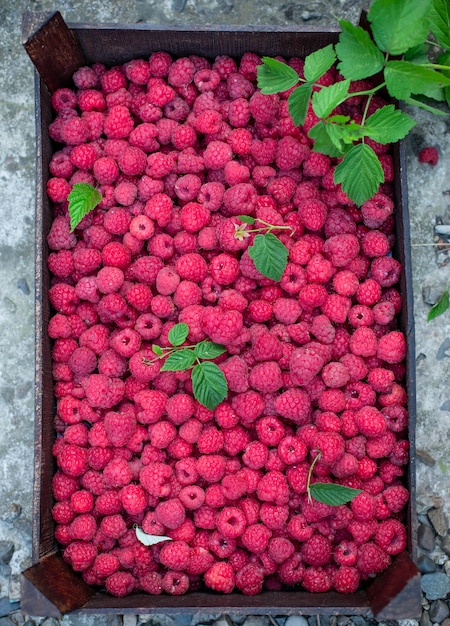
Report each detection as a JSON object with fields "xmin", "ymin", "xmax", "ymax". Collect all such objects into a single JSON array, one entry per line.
[{"xmin": 21, "ymin": 554, "xmax": 96, "ymax": 617}]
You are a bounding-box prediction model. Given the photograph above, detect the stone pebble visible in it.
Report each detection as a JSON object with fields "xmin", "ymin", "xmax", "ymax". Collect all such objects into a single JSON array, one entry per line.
[
  {"xmin": 418, "ymin": 524, "xmax": 437, "ymax": 552},
  {"xmin": 429, "ymin": 599, "xmax": 450, "ymax": 623},
  {"xmin": 421, "ymin": 572, "xmax": 450, "ymax": 600}
]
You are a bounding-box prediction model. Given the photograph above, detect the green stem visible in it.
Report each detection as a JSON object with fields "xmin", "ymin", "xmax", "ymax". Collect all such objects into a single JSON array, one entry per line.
[
  {"xmin": 306, "ymin": 451, "xmax": 322, "ymax": 503},
  {"xmin": 421, "ymin": 63, "xmax": 450, "ymax": 71}
]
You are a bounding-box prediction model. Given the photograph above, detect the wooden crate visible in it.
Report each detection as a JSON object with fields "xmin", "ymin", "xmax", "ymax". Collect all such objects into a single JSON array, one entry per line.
[{"xmin": 21, "ymin": 11, "xmax": 421, "ymax": 618}]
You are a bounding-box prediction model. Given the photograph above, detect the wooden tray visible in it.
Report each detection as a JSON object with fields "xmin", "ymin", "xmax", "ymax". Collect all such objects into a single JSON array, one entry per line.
[{"xmin": 21, "ymin": 11, "xmax": 420, "ymax": 618}]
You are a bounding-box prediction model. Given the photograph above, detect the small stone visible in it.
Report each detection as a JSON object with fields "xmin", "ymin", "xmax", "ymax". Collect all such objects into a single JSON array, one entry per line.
[
  {"xmin": 429, "ymin": 508, "xmax": 449, "ymax": 537},
  {"xmin": 429, "ymin": 599, "xmax": 450, "ymax": 623},
  {"xmin": 440, "ymin": 619, "xmax": 450, "ymax": 626},
  {"xmin": 0, "ymin": 618, "xmax": 15, "ymax": 626},
  {"xmin": 437, "ymin": 338, "xmax": 450, "ymax": 360},
  {"xmin": 421, "ymin": 572, "xmax": 450, "ymax": 600},
  {"xmin": 418, "ymin": 524, "xmax": 437, "ymax": 551},
  {"xmin": 123, "ymin": 616, "xmax": 138, "ymax": 626},
  {"xmin": 0, "ymin": 504, "xmax": 21, "ymax": 523},
  {"xmin": 441, "ymin": 535, "xmax": 450, "ymax": 557},
  {"xmin": 416, "ymin": 449, "xmax": 436, "ymax": 467},
  {"xmin": 0, "ymin": 544, "xmax": 14, "ymax": 565},
  {"xmin": 285, "ymin": 618, "xmax": 309, "ymax": 626},
  {"xmin": 16, "ymin": 278, "xmax": 30, "ymax": 295},
  {"xmin": 418, "ymin": 555, "xmax": 437, "ymax": 574},
  {"xmin": 423, "ymin": 284, "xmax": 445, "ymax": 306},
  {"xmin": 243, "ymin": 618, "xmax": 270, "ymax": 626},
  {"xmin": 420, "ymin": 611, "xmax": 433, "ymax": 626},
  {"xmin": 0, "ymin": 599, "xmax": 20, "ymax": 619}
]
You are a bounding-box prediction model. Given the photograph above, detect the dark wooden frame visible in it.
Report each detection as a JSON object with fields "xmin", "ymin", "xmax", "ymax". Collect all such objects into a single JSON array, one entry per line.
[{"xmin": 22, "ymin": 11, "xmax": 420, "ymax": 618}]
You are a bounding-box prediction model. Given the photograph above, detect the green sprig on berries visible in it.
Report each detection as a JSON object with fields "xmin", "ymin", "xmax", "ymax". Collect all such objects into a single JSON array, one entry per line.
[
  {"xmin": 235, "ymin": 216, "xmax": 293, "ymax": 281},
  {"xmin": 306, "ymin": 452, "xmax": 362, "ymax": 506},
  {"xmin": 146, "ymin": 323, "xmax": 228, "ymax": 410},
  {"xmin": 257, "ymin": 0, "xmax": 450, "ymax": 206},
  {"xmin": 67, "ymin": 182, "xmax": 102, "ymax": 231}
]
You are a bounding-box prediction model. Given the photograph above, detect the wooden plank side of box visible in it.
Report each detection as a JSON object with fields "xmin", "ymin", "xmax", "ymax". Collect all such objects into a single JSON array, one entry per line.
[{"xmin": 22, "ymin": 12, "xmax": 419, "ymax": 618}]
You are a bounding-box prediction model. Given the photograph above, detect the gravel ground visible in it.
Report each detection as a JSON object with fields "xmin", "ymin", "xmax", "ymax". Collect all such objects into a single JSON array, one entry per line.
[{"xmin": 1, "ymin": 0, "xmax": 450, "ymax": 624}]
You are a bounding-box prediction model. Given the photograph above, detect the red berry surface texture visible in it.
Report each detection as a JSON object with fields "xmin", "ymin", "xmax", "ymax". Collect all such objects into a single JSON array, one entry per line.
[{"xmin": 47, "ymin": 49, "xmax": 410, "ymax": 598}]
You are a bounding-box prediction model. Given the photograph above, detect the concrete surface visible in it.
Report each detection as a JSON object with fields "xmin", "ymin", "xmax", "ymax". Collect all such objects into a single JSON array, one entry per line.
[{"xmin": 0, "ymin": 0, "xmax": 449, "ymax": 623}]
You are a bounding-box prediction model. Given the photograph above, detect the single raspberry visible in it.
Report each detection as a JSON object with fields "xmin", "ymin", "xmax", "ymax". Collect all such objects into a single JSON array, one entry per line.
[
  {"xmin": 301, "ymin": 567, "xmax": 332, "ymax": 593},
  {"xmin": 377, "ymin": 331, "xmax": 407, "ymax": 364},
  {"xmin": 256, "ymin": 470, "xmax": 289, "ymax": 506},
  {"xmin": 154, "ymin": 498, "xmax": 186, "ymax": 530},
  {"xmin": 303, "ymin": 151, "xmax": 331, "ymax": 177},
  {"xmin": 374, "ymin": 519, "xmax": 407, "ymax": 555},
  {"xmin": 382, "ymin": 484, "xmax": 409, "ymax": 512},
  {"xmin": 241, "ymin": 523, "xmax": 272, "ymax": 554},
  {"xmin": 301, "ymin": 534, "xmax": 332, "ymax": 567},
  {"xmin": 274, "ymin": 388, "xmax": 311, "ymax": 425},
  {"xmin": 223, "ymin": 182, "xmax": 257, "ymax": 216},
  {"xmin": 298, "ymin": 284, "xmax": 328, "ymax": 310},
  {"xmin": 333, "ymin": 566, "xmax": 360, "ymax": 594},
  {"xmin": 249, "ymin": 361, "xmax": 283, "ymax": 394},
  {"xmin": 297, "ymin": 199, "xmax": 328, "ymax": 231},
  {"xmin": 357, "ymin": 542, "xmax": 391, "ymax": 578},
  {"xmin": 349, "ymin": 327, "xmax": 378, "ymax": 357},
  {"xmin": 100, "ymin": 514, "xmax": 128, "ymax": 539},
  {"xmin": 361, "ymin": 193, "xmax": 394, "ymax": 228},
  {"xmin": 63, "ymin": 541, "xmax": 97, "ymax": 572},
  {"xmin": 202, "ymin": 306, "xmax": 243, "ymax": 344},
  {"xmin": 159, "ymin": 540, "xmax": 191, "ymax": 570},
  {"xmin": 354, "ymin": 406, "xmax": 386, "ymax": 438},
  {"xmin": 196, "ymin": 454, "xmax": 227, "ymax": 483},
  {"xmin": 204, "ymin": 562, "xmax": 235, "ymax": 593},
  {"xmin": 289, "ymin": 345, "xmax": 324, "ymax": 386},
  {"xmin": 105, "ymin": 571, "xmax": 136, "ymax": 597},
  {"xmin": 278, "ymin": 553, "xmax": 305, "ymax": 585},
  {"xmin": 418, "ymin": 146, "xmax": 439, "ymax": 166},
  {"xmin": 103, "ymin": 105, "xmax": 134, "ymax": 139},
  {"xmin": 255, "ymin": 416, "xmax": 285, "ymax": 447},
  {"xmin": 361, "ymin": 230, "xmax": 390, "ymax": 258}
]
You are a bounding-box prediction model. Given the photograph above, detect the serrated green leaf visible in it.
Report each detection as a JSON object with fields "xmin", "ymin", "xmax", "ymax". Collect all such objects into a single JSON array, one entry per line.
[
  {"xmin": 312, "ymin": 79, "xmax": 351, "ymax": 119},
  {"xmin": 336, "ymin": 20, "xmax": 385, "ymax": 80},
  {"xmin": 308, "ymin": 122, "xmax": 347, "ymax": 157},
  {"xmin": 237, "ymin": 215, "xmax": 256, "ymax": 224},
  {"xmin": 248, "ymin": 233, "xmax": 289, "ymax": 281},
  {"xmin": 368, "ymin": 0, "xmax": 432, "ymax": 55},
  {"xmin": 257, "ymin": 57, "xmax": 300, "ymax": 95},
  {"xmin": 430, "ymin": 0, "xmax": 450, "ymax": 50},
  {"xmin": 404, "ymin": 44, "xmax": 430, "ymax": 65},
  {"xmin": 304, "ymin": 44, "xmax": 336, "ymax": 83},
  {"xmin": 405, "ymin": 95, "xmax": 450, "ymax": 115},
  {"xmin": 135, "ymin": 526, "xmax": 173, "ymax": 546},
  {"xmin": 168, "ymin": 323, "xmax": 189, "ymax": 347},
  {"xmin": 327, "ymin": 121, "xmax": 366, "ymax": 145},
  {"xmin": 152, "ymin": 344, "xmax": 163, "ymax": 356},
  {"xmin": 365, "ymin": 104, "xmax": 416, "ymax": 144},
  {"xmin": 161, "ymin": 349, "xmax": 196, "ymax": 372},
  {"xmin": 334, "ymin": 143, "xmax": 384, "ymax": 206},
  {"xmin": 191, "ymin": 361, "xmax": 228, "ymax": 410},
  {"xmin": 68, "ymin": 183, "xmax": 101, "ymax": 232},
  {"xmin": 384, "ymin": 60, "xmax": 450, "ymax": 101},
  {"xmin": 194, "ymin": 341, "xmax": 227, "ymax": 360},
  {"xmin": 288, "ymin": 83, "xmax": 313, "ymax": 126},
  {"xmin": 310, "ymin": 483, "xmax": 363, "ymax": 506},
  {"xmin": 427, "ymin": 289, "xmax": 449, "ymax": 321}
]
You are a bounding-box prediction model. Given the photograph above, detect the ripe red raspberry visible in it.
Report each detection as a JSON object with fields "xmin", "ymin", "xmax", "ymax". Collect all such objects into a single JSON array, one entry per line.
[
  {"xmin": 297, "ymin": 199, "xmax": 328, "ymax": 231},
  {"xmin": 204, "ymin": 562, "xmax": 235, "ymax": 593},
  {"xmin": 196, "ymin": 454, "xmax": 227, "ymax": 483},
  {"xmin": 223, "ymin": 183, "xmax": 258, "ymax": 216},
  {"xmin": 255, "ymin": 416, "xmax": 285, "ymax": 447},
  {"xmin": 349, "ymin": 326, "xmax": 378, "ymax": 357},
  {"xmin": 361, "ymin": 230, "xmax": 390, "ymax": 258},
  {"xmin": 202, "ymin": 306, "xmax": 243, "ymax": 344},
  {"xmin": 256, "ymin": 470, "xmax": 289, "ymax": 506},
  {"xmin": 57, "ymin": 444, "xmax": 88, "ymax": 477},
  {"xmin": 333, "ymin": 566, "xmax": 360, "ymax": 593},
  {"xmin": 249, "ymin": 361, "xmax": 283, "ymax": 394},
  {"xmin": 377, "ymin": 330, "xmax": 407, "ymax": 364},
  {"xmin": 374, "ymin": 519, "xmax": 407, "ymax": 555},
  {"xmin": 159, "ymin": 540, "xmax": 191, "ymax": 570},
  {"xmin": 105, "ymin": 571, "xmax": 136, "ymax": 597},
  {"xmin": 289, "ymin": 345, "xmax": 324, "ymax": 386},
  {"xmin": 361, "ymin": 193, "xmax": 394, "ymax": 228},
  {"xmin": 241, "ymin": 523, "xmax": 272, "ymax": 554},
  {"xmin": 63, "ymin": 541, "xmax": 97, "ymax": 572},
  {"xmin": 303, "ymin": 151, "xmax": 331, "ymax": 177},
  {"xmin": 357, "ymin": 542, "xmax": 391, "ymax": 578},
  {"xmin": 167, "ymin": 57, "xmax": 195, "ymax": 87},
  {"xmin": 216, "ymin": 507, "xmax": 247, "ymax": 539},
  {"xmin": 100, "ymin": 513, "xmax": 127, "ymax": 539},
  {"xmin": 154, "ymin": 498, "xmax": 186, "ymax": 530},
  {"xmin": 275, "ymin": 135, "xmax": 309, "ymax": 170},
  {"xmin": 382, "ymin": 484, "xmax": 409, "ymax": 512},
  {"xmin": 354, "ymin": 406, "xmax": 386, "ymax": 438},
  {"xmin": 418, "ymin": 146, "xmax": 439, "ymax": 166},
  {"xmin": 299, "ymin": 284, "xmax": 328, "ymax": 309},
  {"xmin": 301, "ymin": 533, "xmax": 332, "ymax": 567},
  {"xmin": 274, "ymin": 388, "xmax": 311, "ymax": 425},
  {"xmin": 323, "ymin": 234, "xmax": 360, "ymax": 267},
  {"xmin": 103, "ymin": 105, "xmax": 134, "ymax": 139},
  {"xmin": 175, "ymin": 253, "xmax": 208, "ymax": 282}
]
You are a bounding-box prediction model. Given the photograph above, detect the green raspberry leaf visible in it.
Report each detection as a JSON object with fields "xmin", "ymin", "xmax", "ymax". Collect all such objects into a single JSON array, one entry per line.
[
  {"xmin": 68, "ymin": 183, "xmax": 101, "ymax": 232},
  {"xmin": 161, "ymin": 349, "xmax": 196, "ymax": 372},
  {"xmin": 194, "ymin": 341, "xmax": 227, "ymax": 360},
  {"xmin": 336, "ymin": 20, "xmax": 385, "ymax": 80},
  {"xmin": 428, "ymin": 289, "xmax": 449, "ymax": 321},
  {"xmin": 365, "ymin": 105, "xmax": 417, "ymax": 144},
  {"xmin": 191, "ymin": 361, "xmax": 228, "ymax": 410},
  {"xmin": 152, "ymin": 344, "xmax": 163, "ymax": 356},
  {"xmin": 310, "ymin": 483, "xmax": 362, "ymax": 506},
  {"xmin": 304, "ymin": 44, "xmax": 336, "ymax": 83},
  {"xmin": 404, "ymin": 44, "xmax": 430, "ymax": 65},
  {"xmin": 384, "ymin": 60, "xmax": 450, "ymax": 101},
  {"xmin": 288, "ymin": 83, "xmax": 313, "ymax": 127},
  {"xmin": 237, "ymin": 215, "xmax": 256, "ymax": 224},
  {"xmin": 135, "ymin": 526, "xmax": 173, "ymax": 546},
  {"xmin": 368, "ymin": 0, "xmax": 432, "ymax": 55},
  {"xmin": 257, "ymin": 57, "xmax": 299, "ymax": 95},
  {"xmin": 430, "ymin": 0, "xmax": 450, "ymax": 50},
  {"xmin": 312, "ymin": 79, "xmax": 351, "ymax": 119},
  {"xmin": 168, "ymin": 323, "xmax": 189, "ymax": 347},
  {"xmin": 248, "ymin": 233, "xmax": 289, "ymax": 282},
  {"xmin": 334, "ymin": 144, "xmax": 384, "ymax": 206},
  {"xmin": 308, "ymin": 122, "xmax": 347, "ymax": 157}
]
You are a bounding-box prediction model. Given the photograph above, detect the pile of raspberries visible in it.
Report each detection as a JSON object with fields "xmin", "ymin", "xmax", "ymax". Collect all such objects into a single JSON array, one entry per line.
[{"xmin": 46, "ymin": 50, "xmax": 410, "ymax": 598}]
